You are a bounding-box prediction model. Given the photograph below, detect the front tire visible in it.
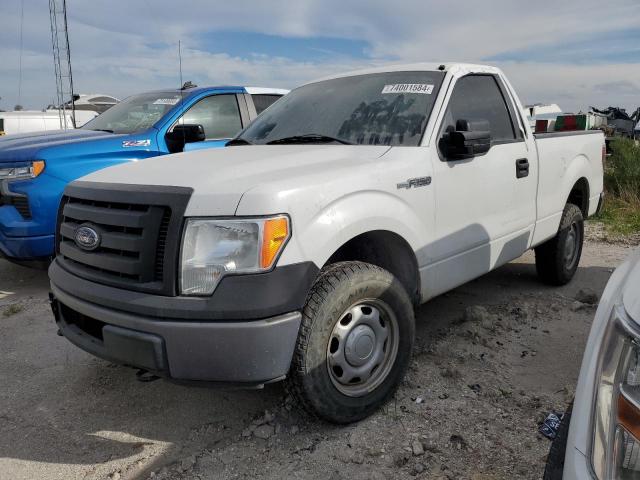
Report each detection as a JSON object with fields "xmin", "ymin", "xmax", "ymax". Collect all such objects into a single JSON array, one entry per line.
[
  {"xmin": 287, "ymin": 261, "xmax": 415, "ymax": 424},
  {"xmin": 535, "ymin": 203, "xmax": 584, "ymax": 286}
]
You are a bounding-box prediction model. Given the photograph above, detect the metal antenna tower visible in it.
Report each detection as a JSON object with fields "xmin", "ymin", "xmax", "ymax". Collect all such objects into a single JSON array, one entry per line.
[{"xmin": 49, "ymin": 0, "xmax": 75, "ymax": 129}]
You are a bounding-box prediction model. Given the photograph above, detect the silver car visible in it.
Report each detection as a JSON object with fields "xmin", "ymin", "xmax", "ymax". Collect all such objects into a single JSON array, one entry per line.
[{"xmin": 544, "ymin": 248, "xmax": 640, "ymax": 479}]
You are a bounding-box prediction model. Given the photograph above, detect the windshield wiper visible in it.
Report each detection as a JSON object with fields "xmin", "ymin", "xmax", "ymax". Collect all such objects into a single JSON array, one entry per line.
[
  {"xmin": 266, "ymin": 134, "xmax": 353, "ymax": 145},
  {"xmin": 226, "ymin": 138, "xmax": 252, "ymax": 146},
  {"xmin": 91, "ymin": 129, "xmax": 114, "ymax": 133}
]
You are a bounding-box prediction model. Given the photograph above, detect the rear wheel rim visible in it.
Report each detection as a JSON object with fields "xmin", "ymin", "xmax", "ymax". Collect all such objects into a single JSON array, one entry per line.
[
  {"xmin": 564, "ymin": 221, "xmax": 581, "ymax": 270},
  {"xmin": 326, "ymin": 299, "xmax": 400, "ymax": 397}
]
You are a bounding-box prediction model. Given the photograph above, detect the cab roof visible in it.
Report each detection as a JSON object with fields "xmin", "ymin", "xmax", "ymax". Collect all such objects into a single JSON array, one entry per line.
[
  {"xmin": 144, "ymin": 86, "xmax": 289, "ymax": 96},
  {"xmin": 305, "ymin": 62, "xmax": 503, "ymax": 86}
]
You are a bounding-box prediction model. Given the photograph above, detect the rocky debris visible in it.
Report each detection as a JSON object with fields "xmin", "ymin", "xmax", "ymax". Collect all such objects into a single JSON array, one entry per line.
[
  {"xmin": 570, "ymin": 301, "xmax": 589, "ymax": 312},
  {"xmin": 449, "ymin": 435, "xmax": 468, "ymax": 450},
  {"xmin": 440, "ymin": 367, "xmax": 461, "ymax": 379},
  {"xmin": 585, "ymin": 221, "xmax": 640, "ymax": 246},
  {"xmin": 253, "ymin": 423, "xmax": 275, "ymax": 440},
  {"xmin": 178, "ymin": 455, "xmax": 196, "ymax": 472},
  {"xmin": 412, "ymin": 440, "xmax": 425, "ymax": 456},
  {"xmin": 575, "ymin": 289, "xmax": 599, "ymax": 305}
]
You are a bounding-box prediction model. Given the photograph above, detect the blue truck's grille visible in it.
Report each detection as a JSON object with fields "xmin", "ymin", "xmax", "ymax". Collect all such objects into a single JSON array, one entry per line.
[{"xmin": 56, "ymin": 182, "xmax": 192, "ymax": 296}]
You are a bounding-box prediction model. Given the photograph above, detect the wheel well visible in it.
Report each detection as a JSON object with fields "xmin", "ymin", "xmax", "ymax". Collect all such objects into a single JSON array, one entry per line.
[
  {"xmin": 567, "ymin": 178, "xmax": 590, "ymax": 217},
  {"xmin": 325, "ymin": 230, "xmax": 420, "ymax": 305}
]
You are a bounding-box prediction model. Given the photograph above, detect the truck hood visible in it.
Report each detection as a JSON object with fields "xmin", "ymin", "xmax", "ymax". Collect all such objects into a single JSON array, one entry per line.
[
  {"xmin": 78, "ymin": 145, "xmax": 391, "ymax": 216},
  {"xmin": 622, "ymin": 248, "xmax": 640, "ymax": 324},
  {"xmin": 0, "ymin": 129, "xmax": 126, "ymax": 163}
]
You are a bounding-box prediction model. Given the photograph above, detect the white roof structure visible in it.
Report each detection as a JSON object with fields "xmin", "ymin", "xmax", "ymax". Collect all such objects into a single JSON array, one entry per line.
[{"xmin": 244, "ymin": 87, "xmax": 290, "ymax": 95}]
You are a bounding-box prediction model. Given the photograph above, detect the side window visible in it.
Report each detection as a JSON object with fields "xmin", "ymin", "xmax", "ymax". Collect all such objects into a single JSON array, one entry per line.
[
  {"xmin": 251, "ymin": 94, "xmax": 282, "ymax": 115},
  {"xmin": 440, "ymin": 75, "xmax": 516, "ymax": 143},
  {"xmin": 178, "ymin": 94, "xmax": 242, "ymax": 139}
]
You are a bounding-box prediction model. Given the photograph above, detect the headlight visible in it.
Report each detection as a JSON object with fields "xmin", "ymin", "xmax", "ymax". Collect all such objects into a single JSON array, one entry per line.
[
  {"xmin": 592, "ymin": 305, "xmax": 640, "ymax": 479},
  {"xmin": 180, "ymin": 215, "xmax": 290, "ymax": 295},
  {"xmin": 0, "ymin": 161, "xmax": 45, "ymax": 180}
]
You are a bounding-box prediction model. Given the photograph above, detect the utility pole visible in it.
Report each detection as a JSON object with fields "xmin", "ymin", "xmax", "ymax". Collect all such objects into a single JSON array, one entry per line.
[{"xmin": 49, "ymin": 0, "xmax": 75, "ymax": 129}]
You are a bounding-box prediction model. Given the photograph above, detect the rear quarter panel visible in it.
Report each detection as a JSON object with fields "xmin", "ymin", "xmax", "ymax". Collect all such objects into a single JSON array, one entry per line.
[{"xmin": 532, "ymin": 131, "xmax": 604, "ymax": 246}]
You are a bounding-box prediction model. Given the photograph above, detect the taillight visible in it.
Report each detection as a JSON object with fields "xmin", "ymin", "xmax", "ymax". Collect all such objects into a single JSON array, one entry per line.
[{"xmin": 602, "ymin": 144, "xmax": 607, "ymax": 169}]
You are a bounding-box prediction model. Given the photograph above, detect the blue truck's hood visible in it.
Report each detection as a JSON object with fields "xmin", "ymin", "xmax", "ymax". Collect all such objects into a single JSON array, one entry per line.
[{"xmin": 0, "ymin": 129, "xmax": 128, "ymax": 163}]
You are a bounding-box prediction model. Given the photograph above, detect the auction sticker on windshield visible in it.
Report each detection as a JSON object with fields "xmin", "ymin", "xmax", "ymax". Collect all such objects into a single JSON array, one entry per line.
[
  {"xmin": 381, "ymin": 84, "xmax": 434, "ymax": 94},
  {"xmin": 153, "ymin": 98, "xmax": 180, "ymax": 105}
]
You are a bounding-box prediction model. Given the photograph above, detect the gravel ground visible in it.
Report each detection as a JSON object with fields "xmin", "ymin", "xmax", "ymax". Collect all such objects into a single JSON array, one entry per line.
[{"xmin": 0, "ymin": 234, "xmax": 637, "ymax": 480}]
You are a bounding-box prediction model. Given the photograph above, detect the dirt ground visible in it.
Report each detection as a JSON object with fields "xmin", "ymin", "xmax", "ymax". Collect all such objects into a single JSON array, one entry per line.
[{"xmin": 0, "ymin": 227, "xmax": 637, "ymax": 480}]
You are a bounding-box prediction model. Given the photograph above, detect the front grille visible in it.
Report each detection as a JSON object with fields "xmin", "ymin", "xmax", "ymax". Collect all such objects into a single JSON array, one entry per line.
[{"xmin": 56, "ymin": 182, "xmax": 193, "ymax": 295}]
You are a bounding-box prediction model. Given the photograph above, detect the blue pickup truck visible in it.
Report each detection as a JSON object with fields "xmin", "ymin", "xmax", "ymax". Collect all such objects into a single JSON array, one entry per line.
[{"xmin": 0, "ymin": 85, "xmax": 287, "ymax": 264}]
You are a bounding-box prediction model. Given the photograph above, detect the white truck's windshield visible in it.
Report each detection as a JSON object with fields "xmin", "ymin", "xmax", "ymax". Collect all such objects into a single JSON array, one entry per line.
[
  {"xmin": 237, "ymin": 71, "xmax": 446, "ymax": 147},
  {"xmin": 81, "ymin": 92, "xmax": 182, "ymax": 134}
]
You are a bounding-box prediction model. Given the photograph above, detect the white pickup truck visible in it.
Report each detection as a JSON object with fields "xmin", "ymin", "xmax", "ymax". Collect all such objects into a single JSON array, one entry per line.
[{"xmin": 49, "ymin": 63, "xmax": 605, "ymax": 423}]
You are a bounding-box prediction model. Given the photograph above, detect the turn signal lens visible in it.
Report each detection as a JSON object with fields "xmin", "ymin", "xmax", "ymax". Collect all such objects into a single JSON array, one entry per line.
[
  {"xmin": 261, "ymin": 216, "xmax": 289, "ymax": 268},
  {"xmin": 33, "ymin": 160, "xmax": 45, "ymax": 177},
  {"xmin": 618, "ymin": 392, "xmax": 640, "ymax": 442}
]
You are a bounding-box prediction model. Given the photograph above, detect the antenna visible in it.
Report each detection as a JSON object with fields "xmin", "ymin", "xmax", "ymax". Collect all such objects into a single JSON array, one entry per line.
[
  {"xmin": 18, "ymin": 0, "xmax": 24, "ymax": 110},
  {"xmin": 178, "ymin": 40, "xmax": 186, "ymax": 147},
  {"xmin": 49, "ymin": 0, "xmax": 75, "ymax": 129}
]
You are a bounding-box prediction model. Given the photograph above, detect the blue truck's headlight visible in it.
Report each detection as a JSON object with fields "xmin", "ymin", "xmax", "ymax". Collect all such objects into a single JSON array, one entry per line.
[
  {"xmin": 591, "ymin": 306, "xmax": 640, "ymax": 479},
  {"xmin": 0, "ymin": 161, "xmax": 45, "ymax": 180},
  {"xmin": 179, "ymin": 216, "xmax": 290, "ymax": 295}
]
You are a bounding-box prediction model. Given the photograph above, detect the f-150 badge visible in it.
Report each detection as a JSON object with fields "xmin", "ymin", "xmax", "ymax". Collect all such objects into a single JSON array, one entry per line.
[{"xmin": 397, "ymin": 177, "xmax": 432, "ymax": 189}]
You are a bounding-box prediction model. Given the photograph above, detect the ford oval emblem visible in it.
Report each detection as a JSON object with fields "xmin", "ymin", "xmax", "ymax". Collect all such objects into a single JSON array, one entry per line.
[{"xmin": 74, "ymin": 225, "xmax": 101, "ymax": 251}]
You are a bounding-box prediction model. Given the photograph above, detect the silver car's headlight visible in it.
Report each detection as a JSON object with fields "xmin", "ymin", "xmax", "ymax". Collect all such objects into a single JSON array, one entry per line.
[
  {"xmin": 0, "ymin": 161, "xmax": 45, "ymax": 180},
  {"xmin": 180, "ymin": 215, "xmax": 290, "ymax": 295},
  {"xmin": 592, "ymin": 305, "xmax": 640, "ymax": 479}
]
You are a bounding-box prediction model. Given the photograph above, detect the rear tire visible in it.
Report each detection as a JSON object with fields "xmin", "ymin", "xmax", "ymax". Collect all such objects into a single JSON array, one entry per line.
[
  {"xmin": 543, "ymin": 402, "xmax": 573, "ymax": 480},
  {"xmin": 535, "ymin": 203, "xmax": 584, "ymax": 286},
  {"xmin": 287, "ymin": 261, "xmax": 415, "ymax": 424}
]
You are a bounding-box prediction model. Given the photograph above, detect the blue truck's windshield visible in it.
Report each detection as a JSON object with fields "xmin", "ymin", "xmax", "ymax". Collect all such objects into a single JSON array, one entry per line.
[
  {"xmin": 236, "ymin": 71, "xmax": 446, "ymax": 147},
  {"xmin": 81, "ymin": 91, "xmax": 183, "ymax": 134}
]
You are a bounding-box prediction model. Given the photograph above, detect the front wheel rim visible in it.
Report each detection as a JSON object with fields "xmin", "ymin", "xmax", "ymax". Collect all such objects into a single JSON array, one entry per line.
[{"xmin": 326, "ymin": 299, "xmax": 400, "ymax": 397}]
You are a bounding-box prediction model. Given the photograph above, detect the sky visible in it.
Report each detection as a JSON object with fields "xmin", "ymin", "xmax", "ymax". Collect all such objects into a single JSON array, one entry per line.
[{"xmin": 1, "ymin": 0, "xmax": 639, "ymax": 114}]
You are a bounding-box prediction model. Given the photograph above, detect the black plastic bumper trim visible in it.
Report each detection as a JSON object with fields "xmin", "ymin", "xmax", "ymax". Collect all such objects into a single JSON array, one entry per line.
[
  {"xmin": 50, "ymin": 288, "xmax": 302, "ymax": 383},
  {"xmin": 49, "ymin": 258, "xmax": 319, "ymax": 320}
]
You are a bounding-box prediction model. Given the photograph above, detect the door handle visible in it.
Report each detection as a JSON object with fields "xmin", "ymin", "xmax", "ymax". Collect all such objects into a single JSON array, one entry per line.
[{"xmin": 516, "ymin": 158, "xmax": 529, "ymax": 179}]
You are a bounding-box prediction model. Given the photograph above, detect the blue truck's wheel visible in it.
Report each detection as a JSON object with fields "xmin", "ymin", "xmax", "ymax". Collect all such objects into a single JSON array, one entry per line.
[{"xmin": 287, "ymin": 261, "xmax": 415, "ymax": 424}]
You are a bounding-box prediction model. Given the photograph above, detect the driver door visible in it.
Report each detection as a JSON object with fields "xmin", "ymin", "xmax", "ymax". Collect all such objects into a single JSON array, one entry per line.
[
  {"xmin": 166, "ymin": 94, "xmax": 244, "ymax": 153},
  {"xmin": 422, "ymin": 74, "xmax": 535, "ymax": 297}
]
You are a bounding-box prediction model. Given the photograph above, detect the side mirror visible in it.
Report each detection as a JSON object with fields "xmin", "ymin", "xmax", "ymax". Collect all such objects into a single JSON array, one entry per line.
[
  {"xmin": 165, "ymin": 124, "xmax": 205, "ymax": 152},
  {"xmin": 442, "ymin": 119, "xmax": 491, "ymax": 160}
]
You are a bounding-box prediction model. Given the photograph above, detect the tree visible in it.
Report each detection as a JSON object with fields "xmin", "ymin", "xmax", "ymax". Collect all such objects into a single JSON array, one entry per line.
[{"xmin": 14, "ymin": 104, "xmax": 24, "ymax": 111}]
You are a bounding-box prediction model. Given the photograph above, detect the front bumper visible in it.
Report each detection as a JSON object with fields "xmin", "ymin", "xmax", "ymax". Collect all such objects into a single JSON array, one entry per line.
[
  {"xmin": 0, "ymin": 228, "xmax": 54, "ymax": 260},
  {"xmin": 50, "ymin": 284, "xmax": 302, "ymax": 384},
  {"xmin": 49, "ymin": 258, "xmax": 318, "ymax": 384}
]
